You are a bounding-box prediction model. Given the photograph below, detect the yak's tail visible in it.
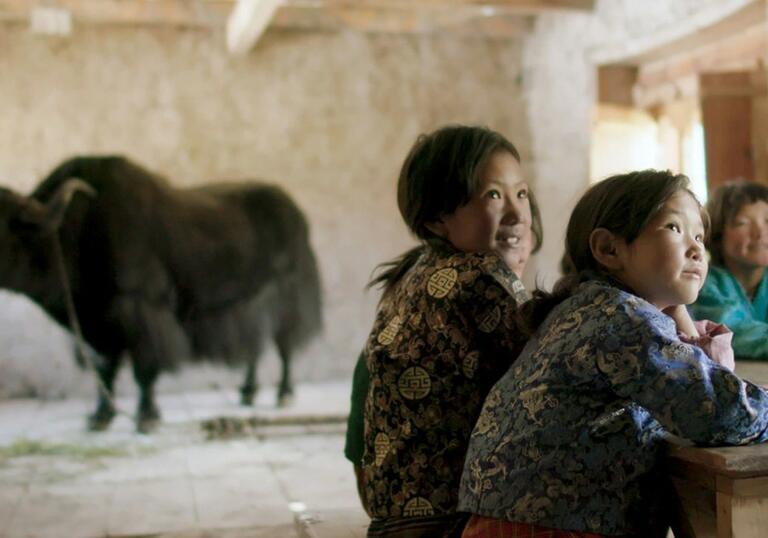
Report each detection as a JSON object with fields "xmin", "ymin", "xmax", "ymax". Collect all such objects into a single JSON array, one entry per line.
[
  {"xmin": 276, "ymin": 202, "xmax": 323, "ymax": 350},
  {"xmin": 291, "ymin": 234, "xmax": 323, "ymax": 346}
]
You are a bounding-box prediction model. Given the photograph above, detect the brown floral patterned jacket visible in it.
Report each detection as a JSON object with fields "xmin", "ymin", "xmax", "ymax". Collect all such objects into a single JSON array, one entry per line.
[{"xmin": 362, "ymin": 245, "xmax": 529, "ymax": 525}]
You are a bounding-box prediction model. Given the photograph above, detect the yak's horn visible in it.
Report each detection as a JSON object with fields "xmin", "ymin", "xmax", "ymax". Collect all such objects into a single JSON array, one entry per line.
[{"xmin": 33, "ymin": 178, "xmax": 96, "ymax": 234}]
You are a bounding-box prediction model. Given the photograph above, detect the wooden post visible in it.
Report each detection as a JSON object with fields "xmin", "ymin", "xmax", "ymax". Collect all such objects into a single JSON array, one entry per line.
[
  {"xmin": 597, "ymin": 65, "xmax": 638, "ymax": 107},
  {"xmin": 753, "ymin": 67, "xmax": 768, "ymax": 184},
  {"xmin": 666, "ymin": 443, "xmax": 768, "ymax": 537},
  {"xmin": 700, "ymin": 72, "xmax": 755, "ymax": 191}
]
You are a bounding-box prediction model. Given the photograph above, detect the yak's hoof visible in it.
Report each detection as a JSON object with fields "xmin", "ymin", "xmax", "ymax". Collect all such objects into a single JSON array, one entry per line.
[
  {"xmin": 240, "ymin": 390, "xmax": 255, "ymax": 406},
  {"xmin": 136, "ymin": 416, "xmax": 160, "ymax": 434},
  {"xmin": 87, "ymin": 410, "xmax": 115, "ymax": 432},
  {"xmin": 136, "ymin": 407, "xmax": 161, "ymax": 434},
  {"xmin": 277, "ymin": 392, "xmax": 294, "ymax": 408}
]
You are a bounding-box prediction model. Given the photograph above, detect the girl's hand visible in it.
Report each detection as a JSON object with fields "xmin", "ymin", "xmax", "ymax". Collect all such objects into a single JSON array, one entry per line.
[
  {"xmin": 671, "ymin": 314, "xmax": 736, "ymax": 373},
  {"xmin": 663, "ymin": 305, "xmax": 700, "ymax": 338}
]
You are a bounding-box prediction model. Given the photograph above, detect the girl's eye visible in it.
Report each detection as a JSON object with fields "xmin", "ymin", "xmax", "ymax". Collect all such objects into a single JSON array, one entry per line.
[
  {"xmin": 516, "ymin": 189, "xmax": 529, "ymax": 200},
  {"xmin": 665, "ymin": 223, "xmax": 681, "ymax": 233},
  {"xmin": 486, "ymin": 190, "xmax": 501, "ymax": 200},
  {"xmin": 695, "ymin": 234, "xmax": 704, "ymax": 243}
]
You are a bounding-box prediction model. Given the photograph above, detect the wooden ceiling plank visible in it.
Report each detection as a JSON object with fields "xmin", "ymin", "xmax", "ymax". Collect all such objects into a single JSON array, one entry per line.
[
  {"xmin": 325, "ymin": 0, "xmax": 593, "ymax": 11},
  {"xmin": 0, "ymin": 0, "xmax": 550, "ymax": 35},
  {"xmin": 0, "ymin": 0, "xmax": 593, "ymax": 19},
  {"xmin": 325, "ymin": 4, "xmax": 530, "ymax": 35},
  {"xmin": 637, "ymin": 26, "xmax": 768, "ymax": 89}
]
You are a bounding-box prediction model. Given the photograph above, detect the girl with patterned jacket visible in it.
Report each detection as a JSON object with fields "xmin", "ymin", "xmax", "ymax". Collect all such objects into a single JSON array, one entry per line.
[
  {"xmin": 458, "ymin": 170, "xmax": 768, "ymax": 538},
  {"xmin": 361, "ymin": 125, "xmax": 543, "ymax": 538}
]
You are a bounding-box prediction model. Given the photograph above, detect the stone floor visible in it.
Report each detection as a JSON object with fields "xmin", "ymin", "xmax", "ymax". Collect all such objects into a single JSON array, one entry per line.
[
  {"xmin": 5, "ymin": 364, "xmax": 767, "ymax": 538},
  {"xmin": 0, "ymin": 381, "xmax": 369, "ymax": 538}
]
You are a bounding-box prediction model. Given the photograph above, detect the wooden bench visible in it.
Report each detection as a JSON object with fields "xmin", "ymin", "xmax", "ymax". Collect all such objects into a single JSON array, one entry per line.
[
  {"xmin": 667, "ymin": 441, "xmax": 768, "ymax": 537},
  {"xmin": 664, "ymin": 358, "xmax": 768, "ymax": 537},
  {"xmin": 733, "ymin": 360, "xmax": 768, "ymax": 386}
]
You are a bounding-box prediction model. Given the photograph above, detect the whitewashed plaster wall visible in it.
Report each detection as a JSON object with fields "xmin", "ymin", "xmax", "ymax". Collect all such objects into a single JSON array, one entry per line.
[
  {"xmin": 0, "ymin": 0, "xmax": 760, "ymax": 399},
  {"xmin": 523, "ymin": 0, "xmax": 760, "ymax": 288},
  {"xmin": 0, "ymin": 24, "xmax": 531, "ymax": 398}
]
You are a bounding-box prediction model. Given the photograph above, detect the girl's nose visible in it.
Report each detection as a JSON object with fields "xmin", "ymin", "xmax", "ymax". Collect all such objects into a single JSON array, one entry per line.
[
  {"xmin": 690, "ymin": 247, "xmax": 703, "ymax": 261},
  {"xmin": 688, "ymin": 237, "xmax": 704, "ymax": 260},
  {"xmin": 504, "ymin": 196, "xmax": 527, "ymax": 224}
]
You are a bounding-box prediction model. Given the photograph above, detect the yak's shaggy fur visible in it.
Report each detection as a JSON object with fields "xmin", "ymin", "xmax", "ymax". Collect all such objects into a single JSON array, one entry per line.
[{"xmin": 0, "ymin": 156, "xmax": 322, "ymax": 432}]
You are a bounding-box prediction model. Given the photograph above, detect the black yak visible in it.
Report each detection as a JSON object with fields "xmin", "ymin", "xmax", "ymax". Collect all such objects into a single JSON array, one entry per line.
[{"xmin": 0, "ymin": 156, "xmax": 322, "ymax": 432}]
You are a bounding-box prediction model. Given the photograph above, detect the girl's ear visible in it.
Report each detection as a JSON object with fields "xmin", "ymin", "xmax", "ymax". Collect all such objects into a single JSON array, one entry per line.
[
  {"xmin": 425, "ymin": 220, "xmax": 448, "ymax": 238},
  {"xmin": 589, "ymin": 228, "xmax": 624, "ymax": 271}
]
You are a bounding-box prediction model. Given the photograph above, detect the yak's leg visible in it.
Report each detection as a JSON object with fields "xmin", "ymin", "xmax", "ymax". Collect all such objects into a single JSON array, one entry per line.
[
  {"xmin": 87, "ymin": 354, "xmax": 122, "ymax": 431},
  {"xmin": 114, "ymin": 288, "xmax": 189, "ymax": 433},
  {"xmin": 240, "ymin": 330, "xmax": 266, "ymax": 406},
  {"xmin": 131, "ymin": 356, "xmax": 161, "ymax": 434},
  {"xmin": 275, "ymin": 330, "xmax": 294, "ymax": 407},
  {"xmin": 240, "ymin": 359, "xmax": 258, "ymax": 406}
]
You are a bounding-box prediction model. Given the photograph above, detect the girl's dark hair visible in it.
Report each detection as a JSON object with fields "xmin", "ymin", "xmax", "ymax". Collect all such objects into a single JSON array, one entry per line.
[
  {"xmin": 520, "ymin": 169, "xmax": 707, "ymax": 334},
  {"xmin": 369, "ymin": 125, "xmax": 542, "ymax": 290},
  {"xmin": 706, "ymin": 181, "xmax": 768, "ymax": 267}
]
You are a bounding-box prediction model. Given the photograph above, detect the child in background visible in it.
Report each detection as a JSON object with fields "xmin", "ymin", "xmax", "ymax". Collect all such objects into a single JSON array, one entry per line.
[
  {"xmin": 344, "ymin": 349, "xmax": 372, "ymax": 515},
  {"xmin": 459, "ymin": 170, "xmax": 768, "ymax": 538},
  {"xmin": 361, "ymin": 125, "xmax": 542, "ymax": 537},
  {"xmin": 690, "ymin": 181, "xmax": 768, "ymax": 360}
]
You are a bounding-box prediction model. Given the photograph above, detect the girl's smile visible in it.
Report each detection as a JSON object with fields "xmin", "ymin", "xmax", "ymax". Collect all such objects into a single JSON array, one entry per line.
[
  {"xmin": 427, "ymin": 150, "xmax": 533, "ymax": 277},
  {"xmin": 722, "ymin": 200, "xmax": 768, "ymax": 273}
]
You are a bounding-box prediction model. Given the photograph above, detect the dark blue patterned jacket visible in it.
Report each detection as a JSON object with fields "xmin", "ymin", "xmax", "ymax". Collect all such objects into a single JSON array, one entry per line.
[{"xmin": 458, "ymin": 279, "xmax": 768, "ymax": 537}]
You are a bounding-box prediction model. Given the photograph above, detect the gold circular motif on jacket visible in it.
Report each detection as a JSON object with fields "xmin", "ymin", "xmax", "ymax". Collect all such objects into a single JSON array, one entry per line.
[
  {"xmin": 427, "ymin": 268, "xmax": 458, "ymax": 298},
  {"xmin": 398, "ymin": 366, "xmax": 431, "ymax": 400},
  {"xmin": 374, "ymin": 432, "xmax": 390, "ymax": 466},
  {"xmin": 377, "ymin": 315, "xmax": 402, "ymax": 345},
  {"xmin": 403, "ymin": 497, "xmax": 434, "ymax": 517},
  {"xmin": 512, "ymin": 279, "xmax": 527, "ymax": 300},
  {"xmin": 478, "ymin": 305, "xmax": 501, "ymax": 333},
  {"xmin": 463, "ymin": 351, "xmax": 480, "ymax": 378}
]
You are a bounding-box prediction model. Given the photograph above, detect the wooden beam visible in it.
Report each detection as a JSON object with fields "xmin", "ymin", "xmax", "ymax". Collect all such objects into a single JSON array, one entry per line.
[
  {"xmin": 633, "ymin": 74, "xmax": 700, "ymax": 110},
  {"xmin": 324, "ymin": 6, "xmax": 531, "ymax": 36},
  {"xmin": 637, "ymin": 24, "xmax": 768, "ymax": 90},
  {"xmin": 628, "ymin": 0, "xmax": 767, "ymax": 110},
  {"xmin": 594, "ymin": 0, "xmax": 767, "ymax": 66},
  {"xmin": 0, "ymin": 0, "xmax": 594, "ymax": 20},
  {"xmin": 0, "ymin": 1, "xmax": 232, "ymax": 27},
  {"xmin": 226, "ymin": 0, "xmax": 283, "ymax": 54},
  {"xmin": 324, "ymin": 0, "xmax": 594, "ymax": 11},
  {"xmin": 0, "ymin": 0, "xmax": 537, "ymax": 37}
]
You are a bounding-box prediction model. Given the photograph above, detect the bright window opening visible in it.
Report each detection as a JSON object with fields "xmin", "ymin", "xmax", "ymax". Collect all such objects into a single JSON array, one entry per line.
[{"xmin": 591, "ymin": 102, "xmax": 707, "ymax": 202}]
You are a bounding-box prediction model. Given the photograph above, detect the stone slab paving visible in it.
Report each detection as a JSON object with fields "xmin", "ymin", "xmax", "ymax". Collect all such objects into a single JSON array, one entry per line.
[
  {"xmin": 295, "ymin": 508, "xmax": 369, "ymax": 538},
  {"xmin": 0, "ymin": 381, "xmax": 368, "ymax": 538}
]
